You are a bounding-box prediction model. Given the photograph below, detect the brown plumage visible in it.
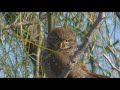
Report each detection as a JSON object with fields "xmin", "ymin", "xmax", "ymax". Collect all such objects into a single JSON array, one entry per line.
[{"xmin": 41, "ymin": 27, "xmax": 109, "ymax": 78}]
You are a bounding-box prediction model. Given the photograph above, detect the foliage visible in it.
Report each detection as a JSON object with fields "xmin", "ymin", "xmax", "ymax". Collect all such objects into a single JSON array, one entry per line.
[{"xmin": 0, "ymin": 12, "xmax": 119, "ymax": 78}]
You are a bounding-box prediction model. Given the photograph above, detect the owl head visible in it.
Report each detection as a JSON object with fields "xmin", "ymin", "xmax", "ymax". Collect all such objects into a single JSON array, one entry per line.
[{"xmin": 47, "ymin": 27, "xmax": 77, "ymax": 55}]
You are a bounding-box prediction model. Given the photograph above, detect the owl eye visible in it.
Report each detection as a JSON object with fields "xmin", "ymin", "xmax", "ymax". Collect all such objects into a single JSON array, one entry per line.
[
  {"xmin": 66, "ymin": 39, "xmax": 73, "ymax": 42},
  {"xmin": 54, "ymin": 38, "xmax": 59, "ymax": 41}
]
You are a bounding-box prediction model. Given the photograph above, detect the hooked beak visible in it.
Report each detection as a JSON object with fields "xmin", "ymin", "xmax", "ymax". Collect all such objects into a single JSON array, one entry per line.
[{"xmin": 60, "ymin": 40, "xmax": 70, "ymax": 49}]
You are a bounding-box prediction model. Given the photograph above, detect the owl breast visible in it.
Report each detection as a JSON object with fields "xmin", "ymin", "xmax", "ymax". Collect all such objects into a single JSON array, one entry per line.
[{"xmin": 42, "ymin": 50, "xmax": 70, "ymax": 77}]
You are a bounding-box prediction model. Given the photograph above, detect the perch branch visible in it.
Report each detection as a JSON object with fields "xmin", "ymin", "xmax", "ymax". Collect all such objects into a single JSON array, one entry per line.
[
  {"xmin": 103, "ymin": 54, "xmax": 120, "ymax": 72},
  {"xmin": 58, "ymin": 12, "xmax": 103, "ymax": 78}
]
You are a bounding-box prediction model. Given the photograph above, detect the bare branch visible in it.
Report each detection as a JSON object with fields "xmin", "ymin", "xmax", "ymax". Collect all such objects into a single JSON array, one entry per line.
[
  {"xmin": 103, "ymin": 54, "xmax": 120, "ymax": 72},
  {"xmin": 47, "ymin": 12, "xmax": 54, "ymax": 33},
  {"xmin": 34, "ymin": 18, "xmax": 43, "ymax": 78},
  {"xmin": 58, "ymin": 12, "xmax": 103, "ymax": 78}
]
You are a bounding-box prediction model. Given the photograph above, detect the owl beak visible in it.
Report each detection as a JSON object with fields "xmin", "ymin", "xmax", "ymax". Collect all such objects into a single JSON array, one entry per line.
[{"xmin": 60, "ymin": 40, "xmax": 70, "ymax": 49}]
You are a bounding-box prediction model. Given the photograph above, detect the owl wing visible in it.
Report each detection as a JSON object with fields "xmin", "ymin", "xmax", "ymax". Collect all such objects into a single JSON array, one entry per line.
[
  {"xmin": 41, "ymin": 49, "xmax": 70, "ymax": 78},
  {"xmin": 41, "ymin": 50, "xmax": 56, "ymax": 78}
]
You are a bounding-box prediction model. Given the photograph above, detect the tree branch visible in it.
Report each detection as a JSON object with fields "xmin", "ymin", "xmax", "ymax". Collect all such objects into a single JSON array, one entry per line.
[
  {"xmin": 34, "ymin": 13, "xmax": 43, "ymax": 78},
  {"xmin": 103, "ymin": 54, "xmax": 120, "ymax": 72},
  {"xmin": 47, "ymin": 12, "xmax": 54, "ymax": 33},
  {"xmin": 58, "ymin": 12, "xmax": 103, "ymax": 78}
]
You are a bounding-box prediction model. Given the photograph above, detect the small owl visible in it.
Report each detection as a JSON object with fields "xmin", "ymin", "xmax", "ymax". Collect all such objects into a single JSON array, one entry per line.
[{"xmin": 41, "ymin": 27, "xmax": 109, "ymax": 78}]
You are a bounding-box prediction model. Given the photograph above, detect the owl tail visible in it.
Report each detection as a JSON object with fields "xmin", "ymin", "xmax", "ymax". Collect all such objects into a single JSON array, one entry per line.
[{"xmin": 86, "ymin": 72, "xmax": 110, "ymax": 78}]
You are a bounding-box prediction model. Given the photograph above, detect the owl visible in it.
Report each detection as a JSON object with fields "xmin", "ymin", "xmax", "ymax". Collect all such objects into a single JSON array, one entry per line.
[{"xmin": 41, "ymin": 27, "xmax": 109, "ymax": 78}]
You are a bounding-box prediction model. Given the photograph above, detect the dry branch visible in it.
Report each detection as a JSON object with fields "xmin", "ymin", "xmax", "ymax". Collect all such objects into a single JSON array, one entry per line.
[{"xmin": 103, "ymin": 54, "xmax": 120, "ymax": 72}]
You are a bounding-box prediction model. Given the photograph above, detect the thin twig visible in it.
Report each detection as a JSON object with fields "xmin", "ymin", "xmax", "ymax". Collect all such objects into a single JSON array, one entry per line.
[
  {"xmin": 1, "ymin": 21, "xmax": 38, "ymax": 31},
  {"xmin": 58, "ymin": 12, "xmax": 103, "ymax": 78},
  {"xmin": 103, "ymin": 54, "xmax": 120, "ymax": 72}
]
